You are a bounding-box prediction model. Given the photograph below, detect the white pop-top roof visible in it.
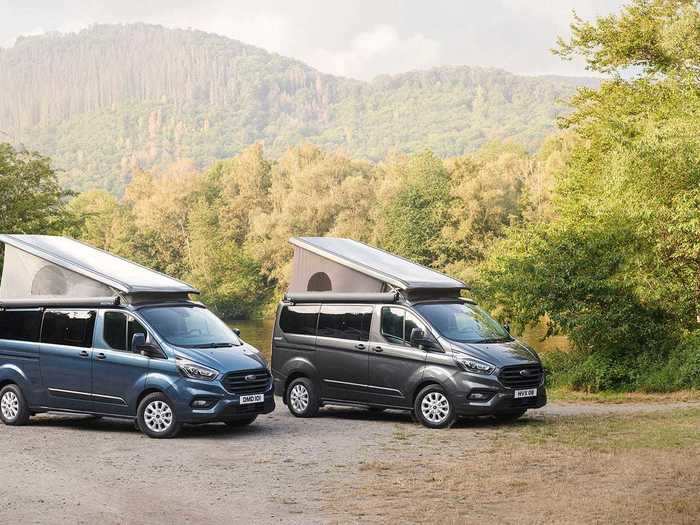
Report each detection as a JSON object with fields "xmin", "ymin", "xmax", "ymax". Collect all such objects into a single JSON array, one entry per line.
[
  {"xmin": 289, "ymin": 237, "xmax": 466, "ymax": 291},
  {"xmin": 0, "ymin": 234, "xmax": 198, "ymax": 295}
]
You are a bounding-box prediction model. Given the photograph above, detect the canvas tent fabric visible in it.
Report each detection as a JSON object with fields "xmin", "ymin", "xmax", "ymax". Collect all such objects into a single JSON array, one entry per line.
[
  {"xmin": 288, "ymin": 237, "xmax": 466, "ymax": 293},
  {"xmin": 0, "ymin": 235, "xmax": 198, "ymax": 301}
]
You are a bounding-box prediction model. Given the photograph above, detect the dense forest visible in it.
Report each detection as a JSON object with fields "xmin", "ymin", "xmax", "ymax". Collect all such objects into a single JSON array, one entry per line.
[
  {"xmin": 0, "ymin": 23, "xmax": 595, "ymax": 193},
  {"xmin": 2, "ymin": 0, "xmax": 700, "ymax": 393}
]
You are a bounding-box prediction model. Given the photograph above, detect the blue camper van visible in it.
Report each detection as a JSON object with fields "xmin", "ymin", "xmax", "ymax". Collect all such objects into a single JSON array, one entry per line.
[{"xmin": 0, "ymin": 235, "xmax": 274, "ymax": 438}]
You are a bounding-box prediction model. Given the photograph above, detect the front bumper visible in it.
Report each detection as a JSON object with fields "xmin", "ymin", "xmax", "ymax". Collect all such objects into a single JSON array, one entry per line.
[
  {"xmin": 446, "ymin": 370, "xmax": 547, "ymax": 417},
  {"xmin": 167, "ymin": 377, "xmax": 276, "ymax": 424}
]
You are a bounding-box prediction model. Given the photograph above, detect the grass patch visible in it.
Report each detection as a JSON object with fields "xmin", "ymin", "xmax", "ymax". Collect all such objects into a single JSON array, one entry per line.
[
  {"xmin": 548, "ymin": 386, "xmax": 700, "ymax": 403},
  {"xmin": 522, "ymin": 408, "xmax": 700, "ymax": 450}
]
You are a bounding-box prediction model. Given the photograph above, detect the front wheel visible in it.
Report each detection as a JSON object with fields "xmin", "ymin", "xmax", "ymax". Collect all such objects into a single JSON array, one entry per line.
[
  {"xmin": 137, "ymin": 393, "xmax": 181, "ymax": 438},
  {"xmin": 0, "ymin": 384, "xmax": 30, "ymax": 426},
  {"xmin": 286, "ymin": 377, "xmax": 320, "ymax": 418},
  {"xmin": 414, "ymin": 385, "xmax": 456, "ymax": 429}
]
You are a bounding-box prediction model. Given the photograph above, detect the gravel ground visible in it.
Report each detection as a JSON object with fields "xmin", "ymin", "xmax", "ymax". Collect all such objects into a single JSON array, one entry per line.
[{"xmin": 1, "ymin": 399, "xmax": 698, "ymax": 524}]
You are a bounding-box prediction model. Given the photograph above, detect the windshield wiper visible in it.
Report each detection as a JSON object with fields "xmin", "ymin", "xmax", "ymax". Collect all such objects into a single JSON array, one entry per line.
[
  {"xmin": 190, "ymin": 342, "xmax": 236, "ymax": 349},
  {"xmin": 473, "ymin": 337, "xmax": 513, "ymax": 344}
]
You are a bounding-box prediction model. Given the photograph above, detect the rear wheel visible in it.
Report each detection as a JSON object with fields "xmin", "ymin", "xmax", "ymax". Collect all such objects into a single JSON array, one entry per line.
[
  {"xmin": 137, "ymin": 393, "xmax": 181, "ymax": 438},
  {"xmin": 0, "ymin": 384, "xmax": 31, "ymax": 426},
  {"xmin": 494, "ymin": 409, "xmax": 527, "ymax": 422},
  {"xmin": 224, "ymin": 415, "xmax": 257, "ymax": 427},
  {"xmin": 286, "ymin": 377, "xmax": 319, "ymax": 418},
  {"xmin": 414, "ymin": 385, "xmax": 456, "ymax": 429}
]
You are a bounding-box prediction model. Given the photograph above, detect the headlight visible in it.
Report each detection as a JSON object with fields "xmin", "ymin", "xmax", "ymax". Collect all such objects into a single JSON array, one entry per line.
[
  {"xmin": 453, "ymin": 355, "xmax": 495, "ymax": 375},
  {"xmin": 176, "ymin": 357, "xmax": 218, "ymax": 381}
]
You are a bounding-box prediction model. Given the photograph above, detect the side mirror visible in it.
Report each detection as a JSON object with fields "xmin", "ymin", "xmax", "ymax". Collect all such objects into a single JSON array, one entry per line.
[
  {"xmin": 232, "ymin": 327, "xmax": 241, "ymax": 336},
  {"xmin": 503, "ymin": 321, "xmax": 511, "ymax": 334},
  {"xmin": 131, "ymin": 333, "xmax": 165, "ymax": 359},
  {"xmin": 409, "ymin": 327, "xmax": 442, "ymax": 352}
]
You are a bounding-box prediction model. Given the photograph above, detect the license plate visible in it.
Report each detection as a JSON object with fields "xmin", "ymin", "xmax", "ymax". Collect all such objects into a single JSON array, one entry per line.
[
  {"xmin": 514, "ymin": 388, "xmax": 537, "ymax": 399},
  {"xmin": 240, "ymin": 393, "xmax": 264, "ymax": 405}
]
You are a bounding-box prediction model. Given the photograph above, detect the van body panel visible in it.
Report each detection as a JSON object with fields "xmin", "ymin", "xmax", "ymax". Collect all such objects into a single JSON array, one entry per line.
[
  {"xmin": 39, "ymin": 342, "xmax": 95, "ymax": 412},
  {"xmin": 272, "ymin": 295, "xmax": 547, "ymax": 418},
  {"xmin": 0, "ymin": 301, "xmax": 275, "ymax": 427}
]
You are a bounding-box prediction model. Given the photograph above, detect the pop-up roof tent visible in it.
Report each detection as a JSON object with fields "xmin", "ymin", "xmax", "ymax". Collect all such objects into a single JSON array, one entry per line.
[
  {"xmin": 0, "ymin": 235, "xmax": 198, "ymax": 306},
  {"xmin": 288, "ymin": 237, "xmax": 466, "ymax": 298}
]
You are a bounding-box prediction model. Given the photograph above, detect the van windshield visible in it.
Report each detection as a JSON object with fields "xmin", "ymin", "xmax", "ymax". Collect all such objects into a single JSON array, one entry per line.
[
  {"xmin": 413, "ymin": 302, "xmax": 512, "ymax": 344},
  {"xmin": 139, "ymin": 306, "xmax": 241, "ymax": 348}
]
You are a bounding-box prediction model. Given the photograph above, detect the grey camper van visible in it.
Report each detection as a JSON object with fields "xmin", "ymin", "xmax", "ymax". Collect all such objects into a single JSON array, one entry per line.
[
  {"xmin": 272, "ymin": 237, "xmax": 546, "ymax": 428},
  {"xmin": 0, "ymin": 235, "xmax": 274, "ymax": 438}
]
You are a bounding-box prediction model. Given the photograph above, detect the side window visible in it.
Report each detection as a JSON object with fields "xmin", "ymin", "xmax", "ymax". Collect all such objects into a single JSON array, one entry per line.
[
  {"xmin": 318, "ymin": 305, "xmax": 373, "ymax": 342},
  {"xmin": 381, "ymin": 307, "xmax": 404, "ymax": 343},
  {"xmin": 104, "ymin": 312, "xmax": 149, "ymax": 353},
  {"xmin": 405, "ymin": 311, "xmax": 437, "ymax": 347},
  {"xmin": 127, "ymin": 317, "xmax": 147, "ymax": 352},
  {"xmin": 279, "ymin": 306, "xmax": 318, "ymax": 336},
  {"xmin": 0, "ymin": 309, "xmax": 43, "ymax": 342},
  {"xmin": 41, "ymin": 310, "xmax": 96, "ymax": 348},
  {"xmin": 104, "ymin": 312, "xmax": 127, "ymax": 351}
]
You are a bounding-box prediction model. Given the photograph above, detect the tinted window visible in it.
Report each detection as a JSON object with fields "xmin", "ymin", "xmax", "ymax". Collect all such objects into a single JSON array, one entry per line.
[
  {"xmin": 0, "ymin": 309, "xmax": 42, "ymax": 342},
  {"xmin": 279, "ymin": 306, "xmax": 318, "ymax": 336},
  {"xmin": 405, "ymin": 311, "xmax": 428, "ymax": 343},
  {"xmin": 318, "ymin": 305, "xmax": 373, "ymax": 341},
  {"xmin": 104, "ymin": 312, "xmax": 127, "ymax": 351},
  {"xmin": 41, "ymin": 311, "xmax": 96, "ymax": 348},
  {"xmin": 127, "ymin": 317, "xmax": 147, "ymax": 352},
  {"xmin": 381, "ymin": 307, "xmax": 404, "ymax": 342}
]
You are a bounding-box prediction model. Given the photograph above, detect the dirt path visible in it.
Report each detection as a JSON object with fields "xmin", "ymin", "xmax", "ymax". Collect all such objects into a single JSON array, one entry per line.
[{"xmin": 0, "ymin": 400, "xmax": 697, "ymax": 524}]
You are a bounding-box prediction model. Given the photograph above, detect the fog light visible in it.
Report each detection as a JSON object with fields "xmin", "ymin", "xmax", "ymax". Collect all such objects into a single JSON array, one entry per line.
[
  {"xmin": 191, "ymin": 398, "xmax": 216, "ymax": 409},
  {"xmin": 468, "ymin": 390, "xmax": 495, "ymax": 401}
]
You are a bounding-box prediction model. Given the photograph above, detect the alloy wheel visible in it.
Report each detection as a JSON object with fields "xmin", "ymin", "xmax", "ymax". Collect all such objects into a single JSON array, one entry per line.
[
  {"xmin": 1, "ymin": 391, "xmax": 19, "ymax": 421},
  {"xmin": 420, "ymin": 391, "xmax": 450, "ymax": 425},
  {"xmin": 289, "ymin": 384, "xmax": 309, "ymax": 413},
  {"xmin": 143, "ymin": 400, "xmax": 174, "ymax": 433}
]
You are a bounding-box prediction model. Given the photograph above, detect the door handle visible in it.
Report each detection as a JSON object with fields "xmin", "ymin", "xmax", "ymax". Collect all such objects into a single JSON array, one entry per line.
[
  {"xmin": 79, "ymin": 350, "xmax": 89, "ymax": 357},
  {"xmin": 96, "ymin": 353, "xmax": 106, "ymax": 360},
  {"xmin": 373, "ymin": 346, "xmax": 383, "ymax": 353},
  {"xmin": 355, "ymin": 343, "xmax": 366, "ymax": 350}
]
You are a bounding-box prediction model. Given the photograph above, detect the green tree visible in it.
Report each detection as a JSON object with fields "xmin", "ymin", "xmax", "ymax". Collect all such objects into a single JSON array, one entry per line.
[{"xmin": 0, "ymin": 143, "xmax": 70, "ymax": 233}]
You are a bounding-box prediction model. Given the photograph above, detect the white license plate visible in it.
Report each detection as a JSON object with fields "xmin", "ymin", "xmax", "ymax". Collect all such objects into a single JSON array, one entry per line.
[
  {"xmin": 240, "ymin": 393, "xmax": 264, "ymax": 405},
  {"xmin": 514, "ymin": 388, "xmax": 537, "ymax": 399}
]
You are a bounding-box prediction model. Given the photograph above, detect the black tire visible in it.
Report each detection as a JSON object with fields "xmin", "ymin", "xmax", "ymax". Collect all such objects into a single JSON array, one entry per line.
[
  {"xmin": 286, "ymin": 377, "xmax": 320, "ymax": 418},
  {"xmin": 0, "ymin": 384, "xmax": 31, "ymax": 426},
  {"xmin": 494, "ymin": 409, "xmax": 527, "ymax": 422},
  {"xmin": 136, "ymin": 392, "xmax": 181, "ymax": 438},
  {"xmin": 224, "ymin": 415, "xmax": 257, "ymax": 427},
  {"xmin": 414, "ymin": 384, "xmax": 456, "ymax": 429}
]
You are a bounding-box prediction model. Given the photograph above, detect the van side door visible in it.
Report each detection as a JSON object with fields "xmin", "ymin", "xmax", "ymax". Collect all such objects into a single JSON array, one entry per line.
[
  {"xmin": 91, "ymin": 310, "xmax": 154, "ymax": 415},
  {"xmin": 39, "ymin": 309, "xmax": 96, "ymax": 412},
  {"xmin": 316, "ymin": 304, "xmax": 373, "ymax": 403},
  {"xmin": 367, "ymin": 307, "xmax": 431, "ymax": 407}
]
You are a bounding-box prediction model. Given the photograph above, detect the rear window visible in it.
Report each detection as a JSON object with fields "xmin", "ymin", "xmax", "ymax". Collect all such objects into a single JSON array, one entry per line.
[
  {"xmin": 279, "ymin": 305, "xmax": 318, "ymax": 336},
  {"xmin": 0, "ymin": 309, "xmax": 43, "ymax": 342},
  {"xmin": 317, "ymin": 305, "xmax": 373, "ymax": 342},
  {"xmin": 41, "ymin": 310, "xmax": 96, "ymax": 348}
]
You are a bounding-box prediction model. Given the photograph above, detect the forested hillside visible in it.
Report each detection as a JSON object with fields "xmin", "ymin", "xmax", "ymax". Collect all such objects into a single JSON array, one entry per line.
[{"xmin": 0, "ymin": 24, "xmax": 595, "ymax": 192}]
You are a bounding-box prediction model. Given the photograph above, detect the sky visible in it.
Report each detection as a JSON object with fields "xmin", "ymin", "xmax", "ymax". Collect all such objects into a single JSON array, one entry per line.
[{"xmin": 0, "ymin": 0, "xmax": 623, "ymax": 80}]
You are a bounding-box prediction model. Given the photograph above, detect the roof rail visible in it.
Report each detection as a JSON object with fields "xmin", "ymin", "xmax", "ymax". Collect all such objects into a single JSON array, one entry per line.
[
  {"xmin": 284, "ymin": 291, "xmax": 399, "ymax": 304},
  {"xmin": 0, "ymin": 296, "xmax": 121, "ymax": 309}
]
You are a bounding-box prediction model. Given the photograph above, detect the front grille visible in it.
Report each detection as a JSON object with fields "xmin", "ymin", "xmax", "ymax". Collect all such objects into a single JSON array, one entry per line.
[
  {"xmin": 498, "ymin": 364, "xmax": 543, "ymax": 389},
  {"xmin": 222, "ymin": 369, "xmax": 271, "ymax": 394}
]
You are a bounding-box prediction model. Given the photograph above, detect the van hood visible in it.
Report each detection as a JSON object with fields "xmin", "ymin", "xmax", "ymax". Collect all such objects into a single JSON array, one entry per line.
[
  {"xmin": 450, "ymin": 339, "xmax": 539, "ymax": 367},
  {"xmin": 175, "ymin": 342, "xmax": 268, "ymax": 372}
]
